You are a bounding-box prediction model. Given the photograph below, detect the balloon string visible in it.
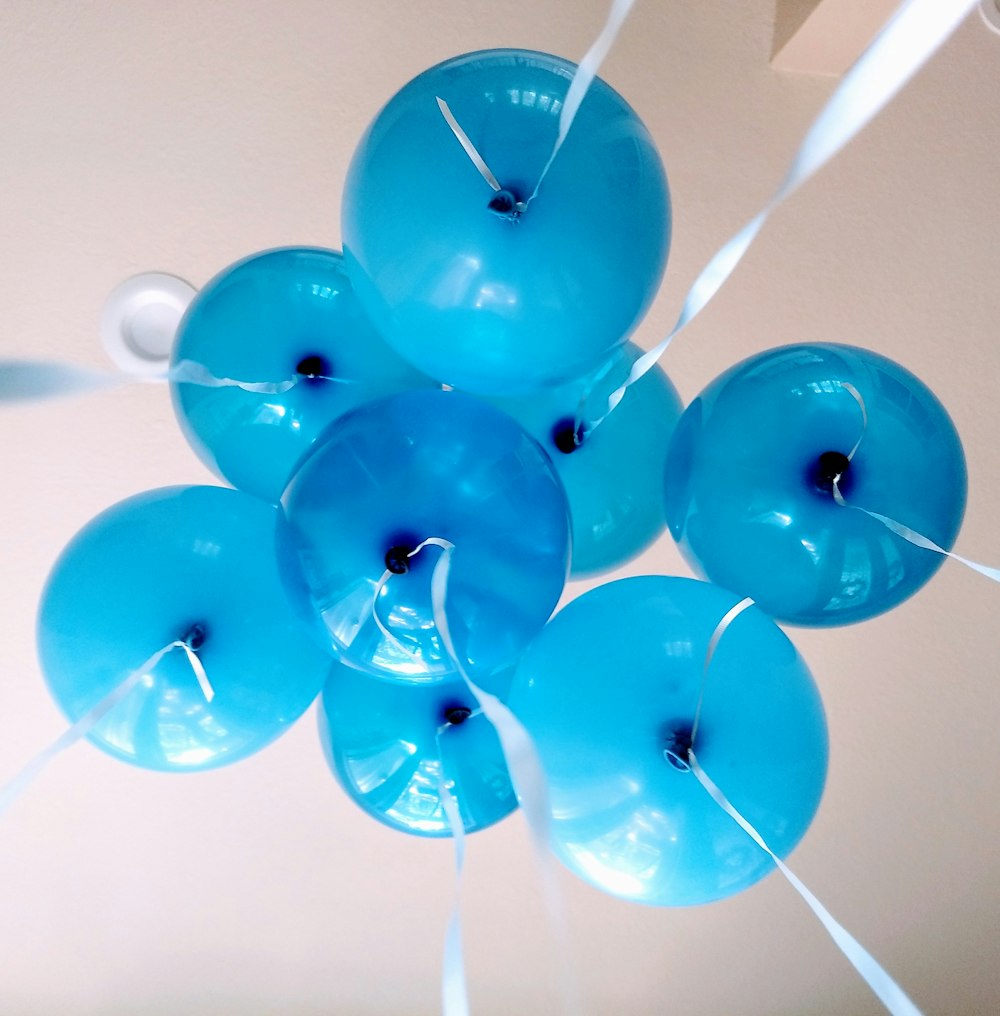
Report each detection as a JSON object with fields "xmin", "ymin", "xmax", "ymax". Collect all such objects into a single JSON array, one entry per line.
[
  {"xmin": 525, "ymin": 0, "xmax": 638, "ymax": 207},
  {"xmin": 828, "ymin": 381, "xmax": 1000, "ymax": 583},
  {"xmin": 435, "ymin": 726, "xmax": 471, "ymax": 1016},
  {"xmin": 687, "ymin": 751, "xmax": 924, "ymax": 1016},
  {"xmin": 688, "ymin": 596, "xmax": 755, "ymax": 750},
  {"xmin": 583, "ymin": 0, "xmax": 979, "ymax": 438},
  {"xmin": 0, "ymin": 357, "xmax": 354, "ymax": 404},
  {"xmin": 0, "ymin": 638, "xmax": 210, "ymax": 817},
  {"xmin": 436, "ymin": 97, "xmax": 503, "ymax": 195},
  {"xmin": 425, "ymin": 541, "xmax": 581, "ymax": 1016}
]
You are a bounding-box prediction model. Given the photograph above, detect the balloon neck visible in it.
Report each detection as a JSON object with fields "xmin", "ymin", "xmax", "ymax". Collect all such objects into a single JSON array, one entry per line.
[
  {"xmin": 385, "ymin": 545, "xmax": 414, "ymax": 575},
  {"xmin": 812, "ymin": 450, "xmax": 852, "ymax": 495},
  {"xmin": 443, "ymin": 704, "xmax": 472, "ymax": 726},
  {"xmin": 296, "ymin": 354, "xmax": 330, "ymax": 381},
  {"xmin": 663, "ymin": 724, "xmax": 694, "ymax": 772},
  {"xmin": 182, "ymin": 622, "xmax": 208, "ymax": 652},
  {"xmin": 488, "ymin": 189, "xmax": 525, "ymax": 221},
  {"xmin": 551, "ymin": 418, "xmax": 586, "ymax": 455}
]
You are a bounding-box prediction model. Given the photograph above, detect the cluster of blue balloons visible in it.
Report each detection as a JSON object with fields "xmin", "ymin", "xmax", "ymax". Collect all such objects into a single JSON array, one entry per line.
[{"xmin": 35, "ymin": 48, "xmax": 966, "ymax": 907}]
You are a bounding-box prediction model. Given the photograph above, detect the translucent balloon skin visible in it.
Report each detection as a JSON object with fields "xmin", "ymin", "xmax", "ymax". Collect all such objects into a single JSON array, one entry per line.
[
  {"xmin": 319, "ymin": 665, "xmax": 515, "ymax": 837},
  {"xmin": 37, "ymin": 486, "xmax": 332, "ymax": 772},
  {"xmin": 665, "ymin": 343, "xmax": 967, "ymax": 626},
  {"xmin": 283, "ymin": 389, "xmax": 571, "ymax": 683},
  {"xmin": 342, "ymin": 49, "xmax": 671, "ymax": 396},
  {"xmin": 488, "ymin": 343, "xmax": 682, "ymax": 576},
  {"xmin": 509, "ymin": 576, "xmax": 827, "ymax": 907},
  {"xmin": 170, "ymin": 247, "xmax": 432, "ymax": 503}
]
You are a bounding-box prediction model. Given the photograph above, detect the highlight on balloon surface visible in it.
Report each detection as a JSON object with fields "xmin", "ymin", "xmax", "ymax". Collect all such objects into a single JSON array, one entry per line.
[
  {"xmin": 170, "ymin": 247, "xmax": 433, "ymax": 503},
  {"xmin": 283, "ymin": 388, "xmax": 571, "ymax": 684},
  {"xmin": 318, "ymin": 663, "xmax": 516, "ymax": 837},
  {"xmin": 488, "ymin": 341, "xmax": 683, "ymax": 576},
  {"xmin": 37, "ymin": 485, "xmax": 333, "ymax": 771},
  {"xmin": 509, "ymin": 576, "xmax": 828, "ymax": 906},
  {"xmin": 665, "ymin": 343, "xmax": 967, "ymax": 626},
  {"xmin": 341, "ymin": 48, "xmax": 671, "ymax": 396}
]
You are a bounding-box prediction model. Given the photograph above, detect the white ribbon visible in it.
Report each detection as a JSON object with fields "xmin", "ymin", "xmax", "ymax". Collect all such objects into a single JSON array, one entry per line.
[
  {"xmin": 829, "ymin": 383, "xmax": 1000, "ymax": 584},
  {"xmin": 436, "ymin": 748, "xmax": 470, "ymax": 1016},
  {"xmin": 0, "ymin": 638, "xmax": 212, "ymax": 817},
  {"xmin": 587, "ymin": 0, "xmax": 980, "ymax": 435},
  {"xmin": 0, "ymin": 357, "xmax": 353, "ymax": 403},
  {"xmin": 527, "ymin": 0, "xmax": 638, "ymax": 205},
  {"xmin": 689, "ymin": 751, "xmax": 923, "ymax": 1016}
]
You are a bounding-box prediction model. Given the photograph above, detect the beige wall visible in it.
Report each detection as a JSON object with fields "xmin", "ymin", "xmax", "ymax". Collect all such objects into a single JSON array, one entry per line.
[{"xmin": 0, "ymin": 2, "xmax": 997, "ymax": 1013}]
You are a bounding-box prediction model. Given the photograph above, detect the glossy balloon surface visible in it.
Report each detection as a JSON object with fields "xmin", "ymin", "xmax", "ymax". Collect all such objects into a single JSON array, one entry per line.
[
  {"xmin": 171, "ymin": 247, "xmax": 431, "ymax": 503},
  {"xmin": 509, "ymin": 576, "xmax": 827, "ymax": 906},
  {"xmin": 37, "ymin": 486, "xmax": 332, "ymax": 771},
  {"xmin": 284, "ymin": 389, "xmax": 571, "ymax": 683},
  {"xmin": 488, "ymin": 343, "xmax": 682, "ymax": 576},
  {"xmin": 665, "ymin": 344, "xmax": 967, "ymax": 626},
  {"xmin": 319, "ymin": 665, "xmax": 515, "ymax": 837},
  {"xmin": 342, "ymin": 49, "xmax": 670, "ymax": 395}
]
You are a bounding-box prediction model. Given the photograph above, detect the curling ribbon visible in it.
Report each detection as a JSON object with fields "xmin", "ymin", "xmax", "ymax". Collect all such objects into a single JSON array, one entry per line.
[
  {"xmin": 688, "ymin": 752, "xmax": 923, "ymax": 1016},
  {"xmin": 832, "ymin": 382, "xmax": 1000, "ymax": 584},
  {"xmin": 423, "ymin": 539, "xmax": 581, "ymax": 1016},
  {"xmin": 0, "ymin": 357, "xmax": 352, "ymax": 405},
  {"xmin": 0, "ymin": 638, "xmax": 213, "ymax": 817},
  {"xmin": 585, "ymin": 0, "xmax": 980, "ymax": 434},
  {"xmin": 438, "ymin": 0, "xmax": 637, "ymax": 213},
  {"xmin": 680, "ymin": 596, "xmax": 922, "ymax": 1016},
  {"xmin": 436, "ymin": 741, "xmax": 471, "ymax": 1016}
]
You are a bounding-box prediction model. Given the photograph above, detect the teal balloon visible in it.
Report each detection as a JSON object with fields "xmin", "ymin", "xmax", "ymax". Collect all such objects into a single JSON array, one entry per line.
[
  {"xmin": 319, "ymin": 665, "xmax": 515, "ymax": 837},
  {"xmin": 488, "ymin": 343, "xmax": 682, "ymax": 576},
  {"xmin": 283, "ymin": 389, "xmax": 570, "ymax": 683},
  {"xmin": 37, "ymin": 486, "xmax": 332, "ymax": 771},
  {"xmin": 665, "ymin": 343, "xmax": 967, "ymax": 625},
  {"xmin": 170, "ymin": 247, "xmax": 432, "ymax": 503},
  {"xmin": 342, "ymin": 49, "xmax": 670, "ymax": 396},
  {"xmin": 509, "ymin": 576, "xmax": 827, "ymax": 906}
]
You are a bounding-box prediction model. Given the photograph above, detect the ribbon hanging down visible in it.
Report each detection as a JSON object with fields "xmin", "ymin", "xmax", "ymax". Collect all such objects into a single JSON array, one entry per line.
[
  {"xmin": 584, "ymin": 0, "xmax": 980, "ymax": 435},
  {"xmin": 0, "ymin": 638, "xmax": 212, "ymax": 818}
]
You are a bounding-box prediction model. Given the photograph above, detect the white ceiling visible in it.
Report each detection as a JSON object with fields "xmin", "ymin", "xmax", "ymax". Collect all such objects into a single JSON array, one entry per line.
[{"xmin": 1, "ymin": 2, "xmax": 998, "ymax": 1014}]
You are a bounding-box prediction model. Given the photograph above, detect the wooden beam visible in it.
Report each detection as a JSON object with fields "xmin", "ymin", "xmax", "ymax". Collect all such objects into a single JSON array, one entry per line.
[{"xmin": 771, "ymin": 0, "xmax": 899, "ymax": 77}]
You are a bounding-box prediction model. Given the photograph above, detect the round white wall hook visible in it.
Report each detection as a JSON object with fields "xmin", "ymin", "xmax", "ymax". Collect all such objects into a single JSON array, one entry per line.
[
  {"xmin": 100, "ymin": 272, "xmax": 196, "ymax": 378},
  {"xmin": 980, "ymin": 0, "xmax": 1000, "ymax": 35}
]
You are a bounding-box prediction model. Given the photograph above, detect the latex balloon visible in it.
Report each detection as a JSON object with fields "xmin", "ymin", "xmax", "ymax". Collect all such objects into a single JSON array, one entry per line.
[
  {"xmin": 170, "ymin": 247, "xmax": 432, "ymax": 503},
  {"xmin": 283, "ymin": 389, "xmax": 571, "ymax": 684},
  {"xmin": 488, "ymin": 343, "xmax": 682, "ymax": 576},
  {"xmin": 509, "ymin": 576, "xmax": 827, "ymax": 906},
  {"xmin": 37, "ymin": 486, "xmax": 332, "ymax": 771},
  {"xmin": 319, "ymin": 664, "xmax": 515, "ymax": 837},
  {"xmin": 665, "ymin": 343, "xmax": 967, "ymax": 626},
  {"xmin": 342, "ymin": 49, "xmax": 670, "ymax": 396}
]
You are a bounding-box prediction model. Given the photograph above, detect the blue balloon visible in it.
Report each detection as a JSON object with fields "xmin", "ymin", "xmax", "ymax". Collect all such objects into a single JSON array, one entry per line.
[
  {"xmin": 37, "ymin": 486, "xmax": 332, "ymax": 771},
  {"xmin": 342, "ymin": 49, "xmax": 670, "ymax": 396},
  {"xmin": 170, "ymin": 247, "xmax": 432, "ymax": 503},
  {"xmin": 665, "ymin": 343, "xmax": 967, "ymax": 625},
  {"xmin": 509, "ymin": 576, "xmax": 827, "ymax": 906},
  {"xmin": 488, "ymin": 343, "xmax": 683, "ymax": 576},
  {"xmin": 283, "ymin": 389, "xmax": 570, "ymax": 683},
  {"xmin": 319, "ymin": 664, "xmax": 515, "ymax": 837}
]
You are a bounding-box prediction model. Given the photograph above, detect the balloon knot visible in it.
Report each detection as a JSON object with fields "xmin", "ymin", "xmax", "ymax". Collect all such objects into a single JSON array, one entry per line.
[
  {"xmin": 488, "ymin": 189, "xmax": 524, "ymax": 220},
  {"xmin": 385, "ymin": 545, "xmax": 413, "ymax": 575},
  {"xmin": 182, "ymin": 622, "xmax": 208, "ymax": 652},
  {"xmin": 812, "ymin": 450, "xmax": 851, "ymax": 495},
  {"xmin": 663, "ymin": 724, "xmax": 694, "ymax": 772}
]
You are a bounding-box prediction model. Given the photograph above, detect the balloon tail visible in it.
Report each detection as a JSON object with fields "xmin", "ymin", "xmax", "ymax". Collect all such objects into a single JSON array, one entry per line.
[
  {"xmin": 0, "ymin": 360, "xmax": 125, "ymax": 404},
  {"xmin": 0, "ymin": 638, "xmax": 205, "ymax": 816},
  {"xmin": 426, "ymin": 543, "xmax": 582, "ymax": 1016},
  {"xmin": 688, "ymin": 751, "xmax": 924, "ymax": 1016},
  {"xmin": 584, "ymin": 0, "xmax": 979, "ymax": 437}
]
